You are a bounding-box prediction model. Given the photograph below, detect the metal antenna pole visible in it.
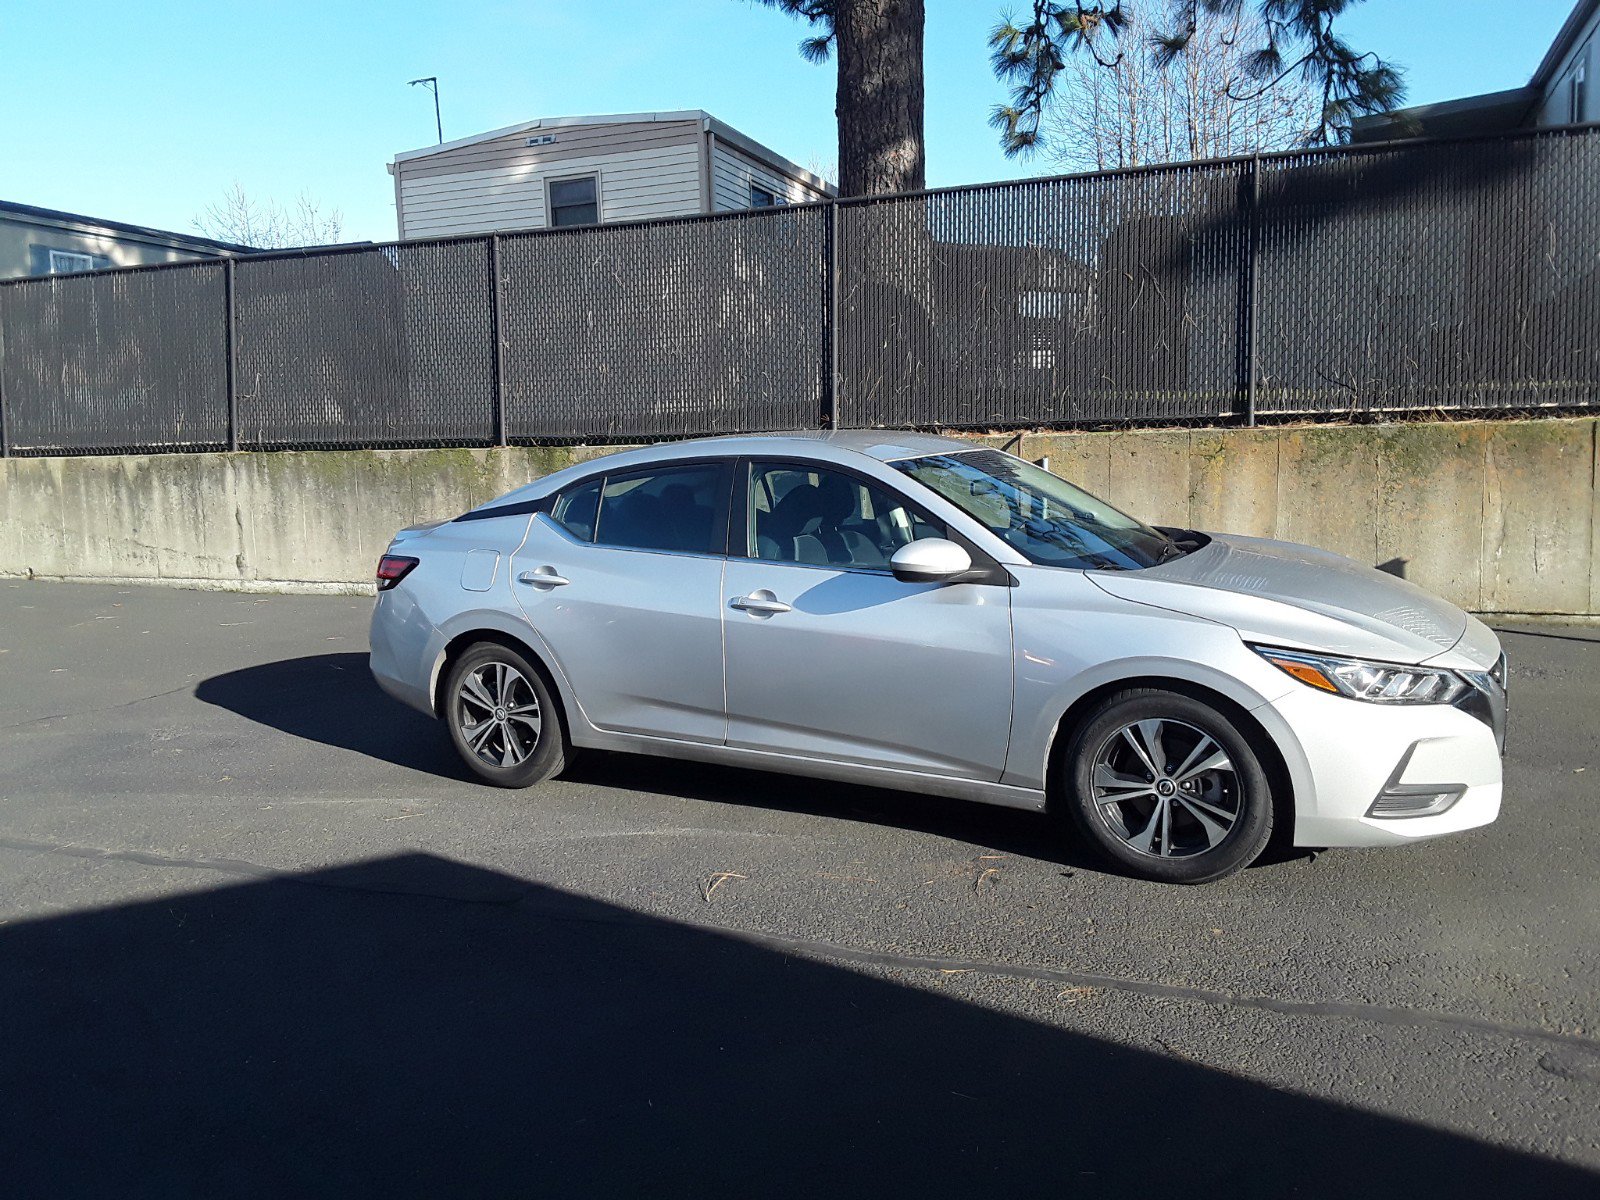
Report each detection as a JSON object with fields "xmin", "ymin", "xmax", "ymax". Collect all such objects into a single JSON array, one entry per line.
[{"xmin": 408, "ymin": 76, "xmax": 442, "ymax": 143}]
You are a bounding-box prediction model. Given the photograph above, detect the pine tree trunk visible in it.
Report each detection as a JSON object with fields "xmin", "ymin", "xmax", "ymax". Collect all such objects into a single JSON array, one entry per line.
[{"xmin": 834, "ymin": 0, "xmax": 926, "ymax": 197}]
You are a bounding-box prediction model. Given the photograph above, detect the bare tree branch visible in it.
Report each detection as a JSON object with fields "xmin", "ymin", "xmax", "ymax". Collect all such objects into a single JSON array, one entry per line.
[
  {"xmin": 996, "ymin": 0, "xmax": 1401, "ymax": 157},
  {"xmin": 194, "ymin": 182, "xmax": 345, "ymax": 249},
  {"xmin": 1044, "ymin": 0, "xmax": 1321, "ymax": 172}
]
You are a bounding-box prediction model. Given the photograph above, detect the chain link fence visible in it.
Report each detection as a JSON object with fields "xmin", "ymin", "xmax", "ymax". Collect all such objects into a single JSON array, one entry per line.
[
  {"xmin": 498, "ymin": 207, "xmax": 827, "ymax": 442},
  {"xmin": 1252, "ymin": 133, "xmax": 1600, "ymax": 414},
  {"xmin": 3, "ymin": 124, "xmax": 1600, "ymax": 457},
  {"xmin": 233, "ymin": 240, "xmax": 498, "ymax": 450},
  {"xmin": 836, "ymin": 160, "xmax": 1247, "ymax": 428},
  {"xmin": 0, "ymin": 263, "xmax": 229, "ymax": 455}
]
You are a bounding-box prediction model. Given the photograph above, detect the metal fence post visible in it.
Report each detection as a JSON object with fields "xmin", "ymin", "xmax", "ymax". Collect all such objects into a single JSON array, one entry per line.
[
  {"xmin": 488, "ymin": 234, "xmax": 507, "ymax": 448},
  {"xmin": 0, "ymin": 291, "xmax": 10, "ymax": 459},
  {"xmin": 823, "ymin": 200, "xmax": 840, "ymax": 430},
  {"xmin": 223, "ymin": 257, "xmax": 239, "ymax": 451},
  {"xmin": 1239, "ymin": 155, "xmax": 1262, "ymax": 427}
]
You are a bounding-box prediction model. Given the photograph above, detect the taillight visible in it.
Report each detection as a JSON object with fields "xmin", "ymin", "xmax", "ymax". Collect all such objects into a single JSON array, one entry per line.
[{"xmin": 376, "ymin": 555, "xmax": 419, "ymax": 591}]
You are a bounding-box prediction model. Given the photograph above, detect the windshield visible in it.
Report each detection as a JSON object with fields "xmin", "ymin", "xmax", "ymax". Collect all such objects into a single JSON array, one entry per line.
[{"xmin": 894, "ymin": 449, "xmax": 1177, "ymax": 571}]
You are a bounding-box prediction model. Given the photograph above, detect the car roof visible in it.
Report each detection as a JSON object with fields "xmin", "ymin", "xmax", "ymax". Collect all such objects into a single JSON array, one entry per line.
[
  {"xmin": 695, "ymin": 429, "xmax": 973, "ymax": 461},
  {"xmin": 480, "ymin": 430, "xmax": 982, "ymax": 512},
  {"xmin": 603, "ymin": 429, "xmax": 972, "ymax": 466}
]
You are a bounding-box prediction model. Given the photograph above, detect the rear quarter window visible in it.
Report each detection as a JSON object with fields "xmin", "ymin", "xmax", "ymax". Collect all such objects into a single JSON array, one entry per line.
[{"xmin": 551, "ymin": 479, "xmax": 601, "ymax": 541}]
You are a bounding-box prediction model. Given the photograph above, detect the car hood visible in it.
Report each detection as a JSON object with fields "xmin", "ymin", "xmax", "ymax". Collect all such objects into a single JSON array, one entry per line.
[{"xmin": 1089, "ymin": 533, "xmax": 1497, "ymax": 668}]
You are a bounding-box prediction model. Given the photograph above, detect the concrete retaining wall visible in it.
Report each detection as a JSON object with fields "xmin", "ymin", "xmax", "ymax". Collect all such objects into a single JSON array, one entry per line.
[{"xmin": 1, "ymin": 418, "xmax": 1596, "ymax": 614}]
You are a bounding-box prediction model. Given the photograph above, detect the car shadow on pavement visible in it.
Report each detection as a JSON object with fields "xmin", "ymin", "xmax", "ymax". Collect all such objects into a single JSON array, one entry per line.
[
  {"xmin": 196, "ymin": 655, "xmax": 1312, "ymax": 877},
  {"xmin": 563, "ymin": 749, "xmax": 1109, "ymax": 871},
  {"xmin": 195, "ymin": 653, "xmax": 477, "ymax": 782},
  {"xmin": 1, "ymin": 852, "xmax": 1592, "ymax": 1198},
  {"xmin": 195, "ymin": 655, "xmax": 1110, "ymax": 871},
  {"xmin": 558, "ymin": 730, "xmax": 1312, "ymax": 875}
]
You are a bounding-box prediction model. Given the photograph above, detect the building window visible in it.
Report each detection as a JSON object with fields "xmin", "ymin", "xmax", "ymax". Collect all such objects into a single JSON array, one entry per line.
[
  {"xmin": 749, "ymin": 183, "xmax": 780, "ymax": 208},
  {"xmin": 1572, "ymin": 64, "xmax": 1588, "ymax": 124},
  {"xmin": 548, "ymin": 175, "xmax": 599, "ymax": 227},
  {"xmin": 47, "ymin": 249, "xmax": 96, "ymax": 274}
]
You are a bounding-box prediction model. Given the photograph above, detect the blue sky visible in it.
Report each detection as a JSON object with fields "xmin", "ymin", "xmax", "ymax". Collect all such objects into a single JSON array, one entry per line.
[{"xmin": 3, "ymin": 0, "xmax": 1580, "ymax": 243}]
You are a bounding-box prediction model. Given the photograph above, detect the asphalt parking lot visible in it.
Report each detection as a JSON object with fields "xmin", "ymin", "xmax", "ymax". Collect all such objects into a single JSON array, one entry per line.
[{"xmin": 1, "ymin": 578, "xmax": 1598, "ymax": 1197}]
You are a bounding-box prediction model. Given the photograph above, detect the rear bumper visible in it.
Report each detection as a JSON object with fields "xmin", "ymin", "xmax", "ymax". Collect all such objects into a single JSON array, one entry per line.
[
  {"xmin": 1261, "ymin": 685, "xmax": 1503, "ymax": 848},
  {"xmin": 369, "ymin": 589, "xmax": 442, "ymax": 717}
]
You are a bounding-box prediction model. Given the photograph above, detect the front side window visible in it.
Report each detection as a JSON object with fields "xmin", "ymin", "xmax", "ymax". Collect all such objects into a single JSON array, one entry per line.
[
  {"xmin": 894, "ymin": 449, "xmax": 1177, "ymax": 571},
  {"xmin": 549, "ymin": 175, "xmax": 599, "ymax": 227},
  {"xmin": 747, "ymin": 462, "xmax": 941, "ymax": 570},
  {"xmin": 592, "ymin": 464, "xmax": 728, "ymax": 555}
]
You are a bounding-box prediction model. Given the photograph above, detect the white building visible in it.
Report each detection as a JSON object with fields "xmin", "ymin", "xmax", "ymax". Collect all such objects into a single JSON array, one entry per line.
[
  {"xmin": 1352, "ymin": 0, "xmax": 1600, "ymax": 141},
  {"xmin": 387, "ymin": 110, "xmax": 835, "ymax": 241}
]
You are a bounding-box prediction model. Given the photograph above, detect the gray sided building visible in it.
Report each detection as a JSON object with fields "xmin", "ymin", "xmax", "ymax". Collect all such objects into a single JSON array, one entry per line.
[
  {"xmin": 0, "ymin": 200, "xmax": 253, "ymax": 281},
  {"xmin": 388, "ymin": 110, "xmax": 835, "ymax": 241},
  {"xmin": 1352, "ymin": 0, "xmax": 1600, "ymax": 142}
]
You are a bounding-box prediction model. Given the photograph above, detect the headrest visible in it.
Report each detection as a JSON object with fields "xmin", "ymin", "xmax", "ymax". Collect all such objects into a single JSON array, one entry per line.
[{"xmin": 812, "ymin": 474, "xmax": 855, "ymax": 526}]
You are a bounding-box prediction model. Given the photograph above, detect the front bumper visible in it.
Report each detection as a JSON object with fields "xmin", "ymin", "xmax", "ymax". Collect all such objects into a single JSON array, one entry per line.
[{"xmin": 1262, "ymin": 683, "xmax": 1504, "ymax": 848}]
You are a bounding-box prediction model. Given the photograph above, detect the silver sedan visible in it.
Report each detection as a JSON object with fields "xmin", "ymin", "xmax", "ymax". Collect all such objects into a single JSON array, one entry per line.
[{"xmin": 370, "ymin": 431, "xmax": 1506, "ymax": 884}]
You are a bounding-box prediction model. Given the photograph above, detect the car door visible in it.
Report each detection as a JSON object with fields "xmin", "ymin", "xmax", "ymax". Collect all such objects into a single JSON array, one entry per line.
[
  {"xmin": 510, "ymin": 459, "xmax": 731, "ymax": 744},
  {"xmin": 721, "ymin": 458, "xmax": 1014, "ymax": 781}
]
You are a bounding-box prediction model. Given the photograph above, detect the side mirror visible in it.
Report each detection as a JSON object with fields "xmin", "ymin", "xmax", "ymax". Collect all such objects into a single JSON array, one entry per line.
[{"xmin": 889, "ymin": 537, "xmax": 973, "ymax": 584}]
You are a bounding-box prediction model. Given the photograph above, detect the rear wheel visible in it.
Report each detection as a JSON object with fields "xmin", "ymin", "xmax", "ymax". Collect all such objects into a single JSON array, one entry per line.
[
  {"xmin": 1060, "ymin": 688, "xmax": 1274, "ymax": 884},
  {"xmin": 444, "ymin": 642, "xmax": 568, "ymax": 788}
]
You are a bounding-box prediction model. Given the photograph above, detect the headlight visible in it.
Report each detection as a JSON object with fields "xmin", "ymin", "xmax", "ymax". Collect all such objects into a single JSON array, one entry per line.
[{"xmin": 1252, "ymin": 645, "xmax": 1471, "ymax": 705}]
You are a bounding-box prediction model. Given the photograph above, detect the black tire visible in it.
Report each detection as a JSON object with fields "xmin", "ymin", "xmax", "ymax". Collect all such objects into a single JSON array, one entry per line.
[
  {"xmin": 1058, "ymin": 688, "xmax": 1274, "ymax": 884},
  {"xmin": 443, "ymin": 641, "xmax": 569, "ymax": 788}
]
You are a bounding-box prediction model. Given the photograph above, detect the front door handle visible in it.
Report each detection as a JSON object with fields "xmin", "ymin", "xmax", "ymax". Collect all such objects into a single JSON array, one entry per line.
[
  {"xmin": 729, "ymin": 592, "xmax": 792, "ymax": 615},
  {"xmin": 518, "ymin": 567, "xmax": 570, "ymax": 588}
]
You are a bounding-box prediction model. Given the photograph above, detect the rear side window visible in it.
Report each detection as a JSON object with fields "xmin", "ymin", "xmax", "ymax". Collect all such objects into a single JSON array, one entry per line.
[
  {"xmin": 551, "ymin": 479, "xmax": 601, "ymax": 541},
  {"xmin": 593, "ymin": 464, "xmax": 729, "ymax": 555}
]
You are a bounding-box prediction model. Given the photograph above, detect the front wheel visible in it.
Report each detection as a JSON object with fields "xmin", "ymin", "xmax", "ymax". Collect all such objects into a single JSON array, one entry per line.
[
  {"xmin": 444, "ymin": 642, "xmax": 568, "ymax": 788},
  {"xmin": 1060, "ymin": 688, "xmax": 1275, "ymax": 884}
]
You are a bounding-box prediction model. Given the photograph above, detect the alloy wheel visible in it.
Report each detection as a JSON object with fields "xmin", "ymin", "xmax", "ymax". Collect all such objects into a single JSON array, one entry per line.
[
  {"xmin": 1089, "ymin": 718, "xmax": 1243, "ymax": 859},
  {"xmin": 457, "ymin": 660, "xmax": 543, "ymax": 769}
]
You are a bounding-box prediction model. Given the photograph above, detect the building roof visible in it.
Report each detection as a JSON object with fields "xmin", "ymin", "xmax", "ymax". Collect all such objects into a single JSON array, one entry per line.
[
  {"xmin": 0, "ymin": 199, "xmax": 258, "ymax": 255},
  {"xmin": 1349, "ymin": 87, "xmax": 1540, "ymax": 143},
  {"xmin": 1351, "ymin": 0, "xmax": 1599, "ymax": 143},
  {"xmin": 390, "ymin": 110, "xmax": 835, "ymax": 195},
  {"xmin": 1533, "ymin": 0, "xmax": 1600, "ymax": 89}
]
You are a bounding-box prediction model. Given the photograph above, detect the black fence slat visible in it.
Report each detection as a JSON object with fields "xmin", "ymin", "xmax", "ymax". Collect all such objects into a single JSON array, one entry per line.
[
  {"xmin": 497, "ymin": 208, "xmax": 828, "ymax": 442},
  {"xmin": 1252, "ymin": 134, "xmax": 1600, "ymax": 416},
  {"xmin": 232, "ymin": 241, "xmax": 497, "ymax": 450},
  {"xmin": 0, "ymin": 264, "xmax": 228, "ymax": 455},
  {"xmin": 836, "ymin": 162, "xmax": 1247, "ymax": 429}
]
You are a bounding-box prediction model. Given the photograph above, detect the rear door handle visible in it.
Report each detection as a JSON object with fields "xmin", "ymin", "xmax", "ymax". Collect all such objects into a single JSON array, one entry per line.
[
  {"xmin": 518, "ymin": 567, "xmax": 570, "ymax": 588},
  {"xmin": 729, "ymin": 593, "xmax": 792, "ymax": 615}
]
